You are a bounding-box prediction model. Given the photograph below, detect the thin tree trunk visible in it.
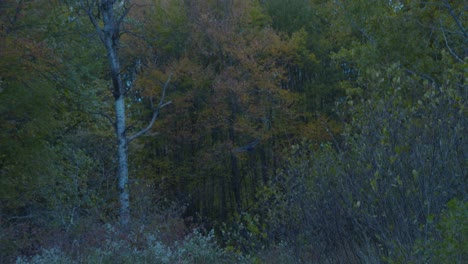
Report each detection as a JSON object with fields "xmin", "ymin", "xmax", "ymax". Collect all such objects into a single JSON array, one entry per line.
[
  {"xmin": 220, "ymin": 172, "xmax": 227, "ymax": 220},
  {"xmin": 230, "ymin": 153, "xmax": 241, "ymax": 212},
  {"xmin": 97, "ymin": 1, "xmax": 131, "ymax": 229},
  {"xmin": 82, "ymin": 0, "xmax": 171, "ymax": 230},
  {"xmin": 115, "ymin": 97, "xmax": 130, "ymax": 228},
  {"xmin": 228, "ymin": 95, "xmax": 241, "ymax": 213}
]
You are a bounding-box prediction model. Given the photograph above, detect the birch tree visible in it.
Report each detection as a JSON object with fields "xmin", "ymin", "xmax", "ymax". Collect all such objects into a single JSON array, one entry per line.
[{"xmin": 79, "ymin": 0, "xmax": 171, "ymax": 229}]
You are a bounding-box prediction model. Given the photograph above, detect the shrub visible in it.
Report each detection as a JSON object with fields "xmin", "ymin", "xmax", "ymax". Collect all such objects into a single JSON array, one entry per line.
[
  {"xmin": 433, "ymin": 199, "xmax": 468, "ymax": 263},
  {"xmin": 413, "ymin": 198, "xmax": 468, "ymax": 264},
  {"xmin": 14, "ymin": 227, "xmax": 241, "ymax": 264},
  {"xmin": 255, "ymin": 64, "xmax": 466, "ymax": 263},
  {"xmin": 16, "ymin": 248, "xmax": 74, "ymax": 264}
]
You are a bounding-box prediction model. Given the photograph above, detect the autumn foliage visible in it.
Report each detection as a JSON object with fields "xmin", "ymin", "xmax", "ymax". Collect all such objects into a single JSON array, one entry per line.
[{"xmin": 1, "ymin": 0, "xmax": 466, "ymax": 263}]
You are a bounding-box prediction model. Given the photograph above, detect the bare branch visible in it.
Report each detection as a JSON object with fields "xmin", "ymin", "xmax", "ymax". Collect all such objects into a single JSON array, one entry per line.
[
  {"xmin": 79, "ymin": 0, "xmax": 105, "ymax": 42},
  {"xmin": 90, "ymin": 111, "xmax": 116, "ymax": 128},
  {"xmin": 319, "ymin": 118, "xmax": 342, "ymax": 153},
  {"xmin": 403, "ymin": 67, "xmax": 438, "ymax": 86},
  {"xmin": 6, "ymin": 214, "xmax": 35, "ymax": 222},
  {"xmin": 232, "ymin": 139, "xmax": 261, "ymax": 153},
  {"xmin": 443, "ymin": 0, "xmax": 467, "ymax": 41},
  {"xmin": 117, "ymin": 3, "xmax": 133, "ymax": 29},
  {"xmin": 128, "ymin": 74, "xmax": 173, "ymax": 142},
  {"xmin": 440, "ymin": 21, "xmax": 464, "ymax": 63}
]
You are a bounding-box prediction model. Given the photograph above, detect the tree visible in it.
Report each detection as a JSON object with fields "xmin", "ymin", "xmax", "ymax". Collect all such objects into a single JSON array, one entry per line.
[
  {"xmin": 78, "ymin": 0, "xmax": 171, "ymax": 229},
  {"xmin": 148, "ymin": 0, "xmax": 302, "ymax": 221},
  {"xmin": 0, "ymin": 0, "xmax": 63, "ymax": 216}
]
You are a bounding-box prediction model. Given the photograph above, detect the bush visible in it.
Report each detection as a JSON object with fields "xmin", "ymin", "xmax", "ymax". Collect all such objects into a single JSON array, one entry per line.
[
  {"xmin": 433, "ymin": 199, "xmax": 468, "ymax": 263},
  {"xmin": 254, "ymin": 64, "xmax": 466, "ymax": 263},
  {"xmin": 14, "ymin": 227, "xmax": 241, "ymax": 264},
  {"xmin": 413, "ymin": 198, "xmax": 468, "ymax": 264},
  {"xmin": 16, "ymin": 248, "xmax": 74, "ymax": 264}
]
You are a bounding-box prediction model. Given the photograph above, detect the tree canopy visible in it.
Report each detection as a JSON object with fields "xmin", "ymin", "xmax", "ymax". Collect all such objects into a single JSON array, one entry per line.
[{"xmin": 1, "ymin": 0, "xmax": 466, "ymax": 263}]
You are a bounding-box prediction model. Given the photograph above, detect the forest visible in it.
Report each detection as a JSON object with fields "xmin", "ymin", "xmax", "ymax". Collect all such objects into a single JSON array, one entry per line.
[{"xmin": 0, "ymin": 0, "xmax": 466, "ymax": 263}]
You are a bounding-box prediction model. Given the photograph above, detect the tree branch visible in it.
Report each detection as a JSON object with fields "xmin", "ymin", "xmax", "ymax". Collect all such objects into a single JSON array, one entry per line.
[
  {"xmin": 403, "ymin": 67, "xmax": 438, "ymax": 86},
  {"xmin": 80, "ymin": 0, "xmax": 104, "ymax": 42},
  {"xmin": 232, "ymin": 139, "xmax": 261, "ymax": 153},
  {"xmin": 443, "ymin": 0, "xmax": 467, "ymax": 41},
  {"xmin": 117, "ymin": 3, "xmax": 132, "ymax": 29},
  {"xmin": 440, "ymin": 22, "xmax": 464, "ymax": 63},
  {"xmin": 90, "ymin": 111, "xmax": 116, "ymax": 128},
  {"xmin": 320, "ymin": 118, "xmax": 342, "ymax": 153},
  {"xmin": 6, "ymin": 214, "xmax": 35, "ymax": 222},
  {"xmin": 128, "ymin": 74, "xmax": 173, "ymax": 142}
]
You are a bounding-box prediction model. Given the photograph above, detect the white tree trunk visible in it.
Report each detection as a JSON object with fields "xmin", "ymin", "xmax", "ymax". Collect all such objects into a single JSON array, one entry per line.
[
  {"xmin": 115, "ymin": 96, "xmax": 130, "ymax": 227},
  {"xmin": 100, "ymin": 1, "xmax": 131, "ymax": 229},
  {"xmin": 82, "ymin": 0, "xmax": 171, "ymax": 230},
  {"xmin": 83, "ymin": 0, "xmax": 132, "ymax": 229}
]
